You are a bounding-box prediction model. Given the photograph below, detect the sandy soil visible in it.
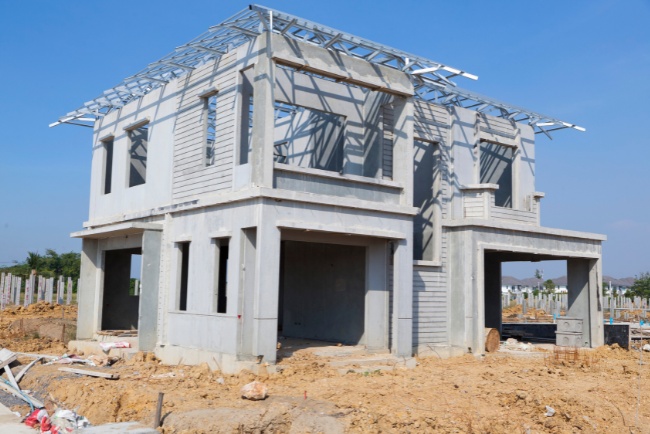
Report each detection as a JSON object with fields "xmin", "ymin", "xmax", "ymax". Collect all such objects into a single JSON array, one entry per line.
[{"xmin": 1, "ymin": 305, "xmax": 650, "ymax": 433}]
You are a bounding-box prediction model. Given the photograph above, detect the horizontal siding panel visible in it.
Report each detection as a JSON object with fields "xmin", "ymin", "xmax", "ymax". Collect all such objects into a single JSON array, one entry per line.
[{"xmin": 174, "ymin": 51, "xmax": 239, "ymax": 200}]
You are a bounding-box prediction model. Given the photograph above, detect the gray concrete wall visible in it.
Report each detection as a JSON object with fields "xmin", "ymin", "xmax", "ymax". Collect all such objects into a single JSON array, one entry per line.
[
  {"xmin": 281, "ymin": 241, "xmax": 366, "ymax": 344},
  {"xmin": 139, "ymin": 230, "xmax": 162, "ymax": 351},
  {"xmin": 89, "ymin": 85, "xmax": 176, "ymax": 225},
  {"xmin": 77, "ymin": 239, "xmax": 99, "ymax": 339}
]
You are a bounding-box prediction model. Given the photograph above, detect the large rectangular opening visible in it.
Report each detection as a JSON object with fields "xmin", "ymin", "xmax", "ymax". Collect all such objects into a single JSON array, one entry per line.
[
  {"xmin": 273, "ymin": 101, "xmax": 345, "ymax": 173},
  {"xmin": 177, "ymin": 242, "xmax": 190, "ymax": 311},
  {"xmin": 278, "ymin": 240, "xmax": 366, "ymax": 344},
  {"xmin": 413, "ymin": 139, "xmax": 440, "ymax": 261},
  {"xmin": 128, "ymin": 123, "xmax": 149, "ymax": 187},
  {"xmin": 486, "ymin": 252, "xmax": 594, "ymax": 347},
  {"xmin": 101, "ymin": 248, "xmax": 141, "ymax": 331},
  {"xmin": 480, "ymin": 141, "xmax": 512, "ymax": 208},
  {"xmin": 102, "ymin": 138, "xmax": 114, "ymax": 195},
  {"xmin": 213, "ymin": 238, "xmax": 229, "ymax": 313}
]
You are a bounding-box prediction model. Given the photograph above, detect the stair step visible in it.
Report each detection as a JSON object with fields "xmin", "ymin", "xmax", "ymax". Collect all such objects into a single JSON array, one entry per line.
[
  {"xmin": 328, "ymin": 356, "xmax": 399, "ymax": 367},
  {"xmin": 337, "ymin": 365, "xmax": 395, "ymax": 375}
]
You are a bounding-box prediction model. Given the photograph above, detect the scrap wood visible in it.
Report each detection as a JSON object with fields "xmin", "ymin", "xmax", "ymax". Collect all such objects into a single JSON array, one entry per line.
[
  {"xmin": 0, "ymin": 381, "xmax": 44, "ymax": 408},
  {"xmin": 58, "ymin": 367, "xmax": 119, "ymax": 380},
  {"xmin": 15, "ymin": 357, "xmax": 43, "ymax": 384},
  {"xmin": 0, "ymin": 348, "xmax": 16, "ymax": 370},
  {"xmin": 4, "ymin": 365, "xmax": 19, "ymax": 390},
  {"xmin": 0, "ymin": 348, "xmax": 19, "ymax": 390},
  {"xmin": 16, "ymin": 352, "xmax": 59, "ymax": 361}
]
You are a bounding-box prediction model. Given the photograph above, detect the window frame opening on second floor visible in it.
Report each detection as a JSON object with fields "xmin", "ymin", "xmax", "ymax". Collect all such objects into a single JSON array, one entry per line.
[
  {"xmin": 413, "ymin": 138, "xmax": 442, "ymax": 263},
  {"xmin": 479, "ymin": 139, "xmax": 513, "ymax": 209},
  {"xmin": 100, "ymin": 136, "xmax": 114, "ymax": 195},
  {"xmin": 272, "ymin": 100, "xmax": 346, "ymax": 174},
  {"xmin": 125, "ymin": 119, "xmax": 150, "ymax": 188},
  {"xmin": 199, "ymin": 88, "xmax": 219, "ymax": 167}
]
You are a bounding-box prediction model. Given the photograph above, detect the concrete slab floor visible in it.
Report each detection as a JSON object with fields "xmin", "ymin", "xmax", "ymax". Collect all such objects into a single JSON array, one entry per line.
[{"xmin": 0, "ymin": 402, "xmax": 32, "ymax": 434}]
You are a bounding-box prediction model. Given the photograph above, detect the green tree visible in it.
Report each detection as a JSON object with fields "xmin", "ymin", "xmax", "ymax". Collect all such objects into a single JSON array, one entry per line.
[
  {"xmin": 543, "ymin": 279, "xmax": 556, "ymax": 293},
  {"xmin": 628, "ymin": 272, "xmax": 650, "ymax": 299},
  {"xmin": 25, "ymin": 251, "xmax": 43, "ymax": 272}
]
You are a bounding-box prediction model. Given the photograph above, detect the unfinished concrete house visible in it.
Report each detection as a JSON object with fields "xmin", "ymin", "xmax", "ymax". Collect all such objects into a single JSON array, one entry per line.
[{"xmin": 55, "ymin": 5, "xmax": 606, "ymax": 372}]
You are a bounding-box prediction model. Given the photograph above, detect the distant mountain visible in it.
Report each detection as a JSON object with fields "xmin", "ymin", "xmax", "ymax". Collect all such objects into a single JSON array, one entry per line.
[{"xmin": 502, "ymin": 275, "xmax": 636, "ymax": 287}]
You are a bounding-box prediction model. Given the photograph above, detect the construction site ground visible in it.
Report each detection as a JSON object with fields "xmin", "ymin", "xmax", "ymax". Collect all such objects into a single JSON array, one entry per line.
[{"xmin": 0, "ymin": 303, "xmax": 649, "ymax": 433}]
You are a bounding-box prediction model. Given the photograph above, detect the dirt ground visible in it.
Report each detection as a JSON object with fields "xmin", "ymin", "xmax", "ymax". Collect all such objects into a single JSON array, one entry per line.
[{"xmin": 1, "ymin": 304, "xmax": 650, "ymax": 433}]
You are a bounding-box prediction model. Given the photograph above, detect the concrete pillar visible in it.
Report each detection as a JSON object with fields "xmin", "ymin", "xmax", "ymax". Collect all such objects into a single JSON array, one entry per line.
[
  {"xmin": 484, "ymin": 254, "xmax": 502, "ymax": 334},
  {"xmin": 139, "ymin": 230, "xmax": 162, "ymax": 351},
  {"xmin": 77, "ymin": 239, "xmax": 99, "ymax": 339},
  {"xmin": 391, "ymin": 97, "xmax": 414, "ymax": 207},
  {"xmin": 250, "ymin": 32, "xmax": 275, "ymax": 188},
  {"xmin": 365, "ymin": 240, "xmax": 389, "ymax": 350},
  {"xmin": 251, "ymin": 213, "xmax": 281, "ymax": 363},
  {"xmin": 567, "ymin": 258, "xmax": 604, "ymax": 347},
  {"xmin": 238, "ymin": 228, "xmax": 257, "ymax": 359},
  {"xmin": 392, "ymin": 238, "xmax": 413, "ymax": 357}
]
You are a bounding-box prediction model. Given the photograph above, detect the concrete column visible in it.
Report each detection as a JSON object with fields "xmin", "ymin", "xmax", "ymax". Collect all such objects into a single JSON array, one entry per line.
[
  {"xmin": 365, "ymin": 240, "xmax": 389, "ymax": 350},
  {"xmin": 250, "ymin": 32, "xmax": 275, "ymax": 188},
  {"xmin": 484, "ymin": 254, "xmax": 502, "ymax": 334},
  {"xmin": 392, "ymin": 97, "xmax": 414, "ymax": 207},
  {"xmin": 238, "ymin": 228, "xmax": 257, "ymax": 359},
  {"xmin": 77, "ymin": 238, "xmax": 99, "ymax": 339},
  {"xmin": 392, "ymin": 238, "xmax": 413, "ymax": 357},
  {"xmin": 251, "ymin": 210, "xmax": 281, "ymax": 363},
  {"xmin": 139, "ymin": 230, "xmax": 162, "ymax": 351},
  {"xmin": 567, "ymin": 258, "xmax": 604, "ymax": 347}
]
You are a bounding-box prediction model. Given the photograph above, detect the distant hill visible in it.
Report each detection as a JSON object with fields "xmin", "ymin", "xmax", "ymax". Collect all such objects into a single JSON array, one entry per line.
[{"xmin": 502, "ymin": 275, "xmax": 636, "ymax": 287}]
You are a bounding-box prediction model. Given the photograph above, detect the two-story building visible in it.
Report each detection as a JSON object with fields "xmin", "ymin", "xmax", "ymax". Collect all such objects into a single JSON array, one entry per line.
[{"xmin": 57, "ymin": 5, "xmax": 606, "ymax": 372}]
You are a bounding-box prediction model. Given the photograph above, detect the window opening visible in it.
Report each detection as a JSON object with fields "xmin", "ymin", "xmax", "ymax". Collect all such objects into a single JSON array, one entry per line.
[
  {"xmin": 213, "ymin": 238, "xmax": 229, "ymax": 313},
  {"xmin": 177, "ymin": 242, "xmax": 190, "ymax": 311},
  {"xmin": 273, "ymin": 100, "xmax": 345, "ymax": 173},
  {"xmin": 102, "ymin": 138, "xmax": 114, "ymax": 194},
  {"xmin": 413, "ymin": 140, "xmax": 439, "ymax": 261},
  {"xmin": 480, "ymin": 141, "xmax": 513, "ymax": 208},
  {"xmin": 381, "ymin": 105, "xmax": 394, "ymax": 180},
  {"xmin": 128, "ymin": 123, "xmax": 148, "ymax": 187},
  {"xmin": 204, "ymin": 93, "xmax": 218, "ymax": 166}
]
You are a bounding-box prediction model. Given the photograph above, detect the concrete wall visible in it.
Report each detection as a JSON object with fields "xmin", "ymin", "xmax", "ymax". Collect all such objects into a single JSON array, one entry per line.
[
  {"xmin": 89, "ymin": 86, "xmax": 176, "ymax": 225},
  {"xmin": 449, "ymin": 106, "xmax": 537, "ymax": 217},
  {"xmin": 281, "ymin": 241, "xmax": 365, "ymax": 344}
]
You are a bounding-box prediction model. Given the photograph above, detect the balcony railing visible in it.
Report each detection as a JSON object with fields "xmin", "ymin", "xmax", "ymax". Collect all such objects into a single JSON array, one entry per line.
[{"xmin": 460, "ymin": 184, "xmax": 544, "ymax": 225}]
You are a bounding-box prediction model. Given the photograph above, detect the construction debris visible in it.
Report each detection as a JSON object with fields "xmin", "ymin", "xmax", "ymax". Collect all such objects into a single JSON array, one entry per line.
[
  {"xmin": 240, "ymin": 381, "xmax": 268, "ymax": 401},
  {"xmin": 58, "ymin": 367, "xmax": 119, "ymax": 380},
  {"xmin": 98, "ymin": 341, "xmax": 130, "ymax": 352},
  {"xmin": 25, "ymin": 407, "xmax": 91, "ymax": 433}
]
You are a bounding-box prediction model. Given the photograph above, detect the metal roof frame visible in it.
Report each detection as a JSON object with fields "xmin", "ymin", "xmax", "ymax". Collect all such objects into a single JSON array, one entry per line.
[{"xmin": 51, "ymin": 4, "xmax": 584, "ymax": 135}]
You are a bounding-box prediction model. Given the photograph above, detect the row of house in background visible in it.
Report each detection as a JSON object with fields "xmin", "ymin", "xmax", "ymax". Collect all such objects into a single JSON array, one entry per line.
[{"xmin": 502, "ymin": 276, "xmax": 635, "ymax": 294}]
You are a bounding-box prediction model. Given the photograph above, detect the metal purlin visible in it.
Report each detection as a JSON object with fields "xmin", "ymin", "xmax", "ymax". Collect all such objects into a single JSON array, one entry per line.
[{"xmin": 52, "ymin": 4, "xmax": 584, "ymax": 136}]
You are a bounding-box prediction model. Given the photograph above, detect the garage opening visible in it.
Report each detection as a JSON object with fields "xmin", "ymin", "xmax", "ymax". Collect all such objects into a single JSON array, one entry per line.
[
  {"xmin": 102, "ymin": 248, "xmax": 142, "ymax": 331},
  {"xmin": 485, "ymin": 251, "xmax": 597, "ymax": 348},
  {"xmin": 278, "ymin": 240, "xmax": 366, "ymax": 345}
]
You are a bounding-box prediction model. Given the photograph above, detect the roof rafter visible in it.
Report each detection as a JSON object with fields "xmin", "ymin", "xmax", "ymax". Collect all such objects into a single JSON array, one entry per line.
[{"xmin": 52, "ymin": 4, "xmax": 583, "ymax": 135}]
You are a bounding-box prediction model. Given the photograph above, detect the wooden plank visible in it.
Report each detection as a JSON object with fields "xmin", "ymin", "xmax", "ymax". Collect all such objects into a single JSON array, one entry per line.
[
  {"xmin": 15, "ymin": 357, "xmax": 42, "ymax": 384},
  {"xmin": 58, "ymin": 367, "xmax": 119, "ymax": 380},
  {"xmin": 0, "ymin": 349, "xmax": 17, "ymax": 370},
  {"xmin": 0, "ymin": 381, "xmax": 44, "ymax": 408},
  {"xmin": 15, "ymin": 352, "xmax": 58, "ymax": 360},
  {"xmin": 4, "ymin": 366, "xmax": 19, "ymax": 390}
]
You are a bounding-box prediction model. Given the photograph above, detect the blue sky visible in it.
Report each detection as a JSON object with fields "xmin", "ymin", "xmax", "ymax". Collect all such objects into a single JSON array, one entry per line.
[{"xmin": 0, "ymin": 0, "xmax": 648, "ymax": 279}]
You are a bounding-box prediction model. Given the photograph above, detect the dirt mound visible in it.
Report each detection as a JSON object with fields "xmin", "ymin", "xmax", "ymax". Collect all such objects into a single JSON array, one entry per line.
[{"xmin": 1, "ymin": 305, "xmax": 650, "ymax": 432}]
